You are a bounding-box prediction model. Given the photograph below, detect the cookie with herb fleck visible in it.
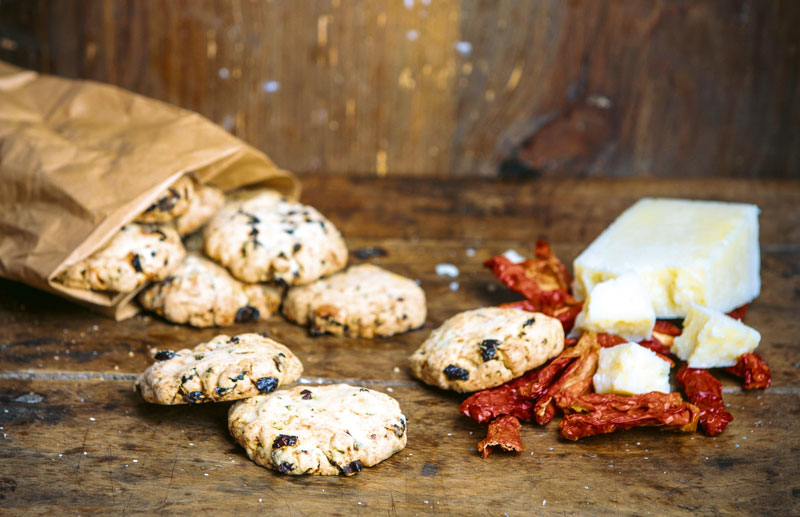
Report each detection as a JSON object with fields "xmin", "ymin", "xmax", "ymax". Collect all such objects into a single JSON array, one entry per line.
[
  {"xmin": 409, "ymin": 307, "xmax": 564, "ymax": 392},
  {"xmin": 56, "ymin": 223, "xmax": 185, "ymax": 293},
  {"xmin": 136, "ymin": 333, "xmax": 302, "ymax": 404},
  {"xmin": 282, "ymin": 264, "xmax": 426, "ymax": 338},
  {"xmin": 203, "ymin": 189, "xmax": 348, "ymax": 285},
  {"xmin": 228, "ymin": 384, "xmax": 406, "ymax": 476},
  {"xmin": 138, "ymin": 253, "xmax": 284, "ymax": 328},
  {"xmin": 175, "ymin": 184, "xmax": 226, "ymax": 236},
  {"xmin": 135, "ymin": 175, "xmax": 195, "ymax": 223}
]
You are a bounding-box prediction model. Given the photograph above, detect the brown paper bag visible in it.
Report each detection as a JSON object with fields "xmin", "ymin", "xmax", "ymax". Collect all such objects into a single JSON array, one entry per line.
[{"xmin": 0, "ymin": 61, "xmax": 300, "ymax": 320}]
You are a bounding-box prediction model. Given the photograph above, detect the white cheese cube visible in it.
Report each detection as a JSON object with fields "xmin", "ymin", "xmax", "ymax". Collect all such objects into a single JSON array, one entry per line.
[
  {"xmin": 593, "ymin": 342, "xmax": 671, "ymax": 395},
  {"xmin": 573, "ymin": 198, "xmax": 760, "ymax": 318},
  {"xmin": 573, "ymin": 272, "xmax": 655, "ymax": 341},
  {"xmin": 673, "ymin": 303, "xmax": 760, "ymax": 368}
]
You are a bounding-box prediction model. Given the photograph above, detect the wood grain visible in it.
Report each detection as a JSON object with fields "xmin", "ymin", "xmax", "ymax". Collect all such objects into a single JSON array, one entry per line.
[
  {"xmin": 0, "ymin": 176, "xmax": 799, "ymax": 515},
  {"xmin": 1, "ymin": 0, "xmax": 798, "ymax": 178}
]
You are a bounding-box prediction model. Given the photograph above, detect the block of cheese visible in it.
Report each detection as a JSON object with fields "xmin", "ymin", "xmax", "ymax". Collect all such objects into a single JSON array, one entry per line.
[
  {"xmin": 592, "ymin": 342, "xmax": 670, "ymax": 395},
  {"xmin": 573, "ymin": 272, "xmax": 655, "ymax": 341},
  {"xmin": 573, "ymin": 198, "xmax": 760, "ymax": 318},
  {"xmin": 673, "ymin": 303, "xmax": 761, "ymax": 368}
]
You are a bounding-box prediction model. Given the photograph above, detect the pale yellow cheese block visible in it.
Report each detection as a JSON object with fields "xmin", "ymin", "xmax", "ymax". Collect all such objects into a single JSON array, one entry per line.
[
  {"xmin": 573, "ymin": 198, "xmax": 760, "ymax": 318},
  {"xmin": 573, "ymin": 272, "xmax": 655, "ymax": 341},
  {"xmin": 673, "ymin": 303, "xmax": 761, "ymax": 368},
  {"xmin": 592, "ymin": 342, "xmax": 670, "ymax": 395}
]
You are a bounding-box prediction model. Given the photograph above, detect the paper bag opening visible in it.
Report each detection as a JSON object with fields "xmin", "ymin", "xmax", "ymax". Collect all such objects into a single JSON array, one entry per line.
[{"xmin": 0, "ymin": 61, "xmax": 301, "ymax": 320}]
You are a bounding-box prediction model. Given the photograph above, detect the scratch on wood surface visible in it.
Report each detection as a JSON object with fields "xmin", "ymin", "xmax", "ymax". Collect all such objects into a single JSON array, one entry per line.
[
  {"xmin": 106, "ymin": 445, "xmax": 116, "ymax": 507},
  {"xmin": 376, "ymin": 151, "xmax": 388, "ymax": 176},
  {"xmin": 160, "ymin": 457, "xmax": 178, "ymax": 509},
  {"xmin": 0, "ymin": 371, "xmax": 138, "ymax": 381},
  {"xmin": 506, "ymin": 64, "xmax": 523, "ymax": 91},
  {"xmin": 74, "ymin": 428, "xmax": 89, "ymax": 494},
  {"xmin": 317, "ymin": 15, "xmax": 330, "ymax": 46}
]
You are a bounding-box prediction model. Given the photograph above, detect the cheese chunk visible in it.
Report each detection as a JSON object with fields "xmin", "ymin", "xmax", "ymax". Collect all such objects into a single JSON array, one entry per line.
[
  {"xmin": 573, "ymin": 198, "xmax": 760, "ymax": 318},
  {"xmin": 573, "ymin": 273, "xmax": 655, "ymax": 341},
  {"xmin": 673, "ymin": 304, "xmax": 760, "ymax": 368},
  {"xmin": 593, "ymin": 342, "xmax": 670, "ymax": 395}
]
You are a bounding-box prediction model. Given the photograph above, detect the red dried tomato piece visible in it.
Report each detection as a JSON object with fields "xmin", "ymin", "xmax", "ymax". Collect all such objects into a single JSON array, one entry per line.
[
  {"xmin": 726, "ymin": 305, "xmax": 749, "ymax": 321},
  {"xmin": 597, "ymin": 333, "xmax": 627, "ymax": 348},
  {"xmin": 484, "ymin": 241, "xmax": 583, "ymax": 333},
  {"xmin": 477, "ymin": 415, "xmax": 523, "ymax": 458},
  {"xmin": 534, "ymin": 332, "xmax": 602, "ymax": 425},
  {"xmin": 559, "ymin": 392, "xmax": 700, "ymax": 441},
  {"xmin": 725, "ymin": 353, "xmax": 771, "ymax": 390},
  {"xmin": 460, "ymin": 334, "xmax": 597, "ymax": 424},
  {"xmin": 459, "ymin": 355, "xmax": 573, "ymax": 423},
  {"xmin": 676, "ymin": 366, "xmax": 733, "ymax": 436},
  {"xmin": 459, "ymin": 368, "xmax": 538, "ymax": 423}
]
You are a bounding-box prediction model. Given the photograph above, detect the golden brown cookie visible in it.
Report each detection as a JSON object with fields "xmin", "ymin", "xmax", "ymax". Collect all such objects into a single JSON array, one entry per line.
[
  {"xmin": 138, "ymin": 252, "xmax": 283, "ymax": 327},
  {"xmin": 56, "ymin": 223, "xmax": 185, "ymax": 293},
  {"xmin": 228, "ymin": 384, "xmax": 406, "ymax": 476},
  {"xmin": 136, "ymin": 333, "xmax": 302, "ymax": 404},
  {"xmin": 409, "ymin": 307, "xmax": 564, "ymax": 392},
  {"xmin": 282, "ymin": 264, "xmax": 426, "ymax": 338},
  {"xmin": 204, "ymin": 190, "xmax": 348, "ymax": 285}
]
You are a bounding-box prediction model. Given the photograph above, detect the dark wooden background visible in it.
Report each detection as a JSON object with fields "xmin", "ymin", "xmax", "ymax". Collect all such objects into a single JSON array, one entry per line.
[{"xmin": 1, "ymin": 0, "xmax": 799, "ymax": 178}]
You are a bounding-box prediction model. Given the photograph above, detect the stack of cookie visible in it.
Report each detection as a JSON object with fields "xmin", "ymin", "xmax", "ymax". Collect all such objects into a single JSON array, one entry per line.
[
  {"xmin": 57, "ymin": 174, "xmax": 428, "ymax": 337},
  {"xmin": 55, "ymin": 175, "xmax": 225, "ymax": 297},
  {"xmin": 61, "ymin": 176, "xmax": 423, "ymax": 475},
  {"xmin": 136, "ymin": 333, "xmax": 408, "ymax": 476}
]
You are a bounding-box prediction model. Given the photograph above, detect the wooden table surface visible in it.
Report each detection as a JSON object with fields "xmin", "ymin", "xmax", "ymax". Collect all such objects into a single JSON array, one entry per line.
[{"xmin": 1, "ymin": 175, "xmax": 798, "ymax": 515}]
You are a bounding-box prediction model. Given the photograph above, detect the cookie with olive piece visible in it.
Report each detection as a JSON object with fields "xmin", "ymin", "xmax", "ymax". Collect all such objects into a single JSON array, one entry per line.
[
  {"xmin": 228, "ymin": 384, "xmax": 407, "ymax": 476},
  {"xmin": 409, "ymin": 307, "xmax": 564, "ymax": 392},
  {"xmin": 135, "ymin": 333, "xmax": 302, "ymax": 404}
]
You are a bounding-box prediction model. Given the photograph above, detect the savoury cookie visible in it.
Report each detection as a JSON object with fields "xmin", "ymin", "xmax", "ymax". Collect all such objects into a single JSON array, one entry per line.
[
  {"xmin": 138, "ymin": 253, "xmax": 283, "ymax": 327},
  {"xmin": 409, "ymin": 307, "xmax": 564, "ymax": 392},
  {"xmin": 56, "ymin": 223, "xmax": 185, "ymax": 293},
  {"xmin": 228, "ymin": 384, "xmax": 406, "ymax": 476},
  {"xmin": 282, "ymin": 264, "xmax": 426, "ymax": 338},
  {"xmin": 204, "ymin": 190, "xmax": 348, "ymax": 285},
  {"xmin": 136, "ymin": 175, "xmax": 195, "ymax": 223},
  {"xmin": 136, "ymin": 333, "xmax": 302, "ymax": 404},
  {"xmin": 175, "ymin": 184, "xmax": 226, "ymax": 236}
]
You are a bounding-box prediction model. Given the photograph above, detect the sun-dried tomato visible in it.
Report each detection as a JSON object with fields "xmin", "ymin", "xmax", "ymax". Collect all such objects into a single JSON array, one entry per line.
[
  {"xmin": 726, "ymin": 305, "xmax": 749, "ymax": 321},
  {"xmin": 651, "ymin": 320, "xmax": 681, "ymax": 348},
  {"xmin": 596, "ymin": 333, "xmax": 627, "ymax": 348},
  {"xmin": 460, "ymin": 356, "xmax": 569, "ymax": 423},
  {"xmin": 485, "ymin": 241, "xmax": 583, "ymax": 333},
  {"xmin": 675, "ymin": 365, "xmax": 733, "ymax": 436},
  {"xmin": 477, "ymin": 415, "xmax": 523, "ymax": 458},
  {"xmin": 534, "ymin": 332, "xmax": 601, "ymax": 425},
  {"xmin": 725, "ymin": 353, "xmax": 771, "ymax": 390},
  {"xmin": 460, "ymin": 347, "xmax": 580, "ymax": 423},
  {"xmin": 559, "ymin": 392, "xmax": 700, "ymax": 441}
]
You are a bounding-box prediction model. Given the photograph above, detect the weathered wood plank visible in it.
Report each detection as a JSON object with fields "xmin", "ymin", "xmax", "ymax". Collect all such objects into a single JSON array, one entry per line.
[
  {"xmin": 1, "ymin": 240, "xmax": 798, "ymax": 387},
  {"xmin": 1, "ymin": 176, "xmax": 798, "ymax": 515},
  {"xmin": 1, "ymin": 379, "xmax": 797, "ymax": 515},
  {"xmin": 1, "ymin": 1, "xmax": 798, "ymax": 177}
]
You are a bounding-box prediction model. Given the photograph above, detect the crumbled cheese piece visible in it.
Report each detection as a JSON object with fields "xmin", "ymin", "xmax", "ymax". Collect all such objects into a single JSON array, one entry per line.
[
  {"xmin": 573, "ymin": 273, "xmax": 655, "ymax": 341},
  {"xmin": 435, "ymin": 263, "xmax": 459, "ymax": 277},
  {"xmin": 593, "ymin": 342, "xmax": 670, "ymax": 395},
  {"xmin": 502, "ymin": 249, "xmax": 526, "ymax": 264},
  {"xmin": 673, "ymin": 304, "xmax": 760, "ymax": 367},
  {"xmin": 573, "ymin": 198, "xmax": 760, "ymax": 318}
]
